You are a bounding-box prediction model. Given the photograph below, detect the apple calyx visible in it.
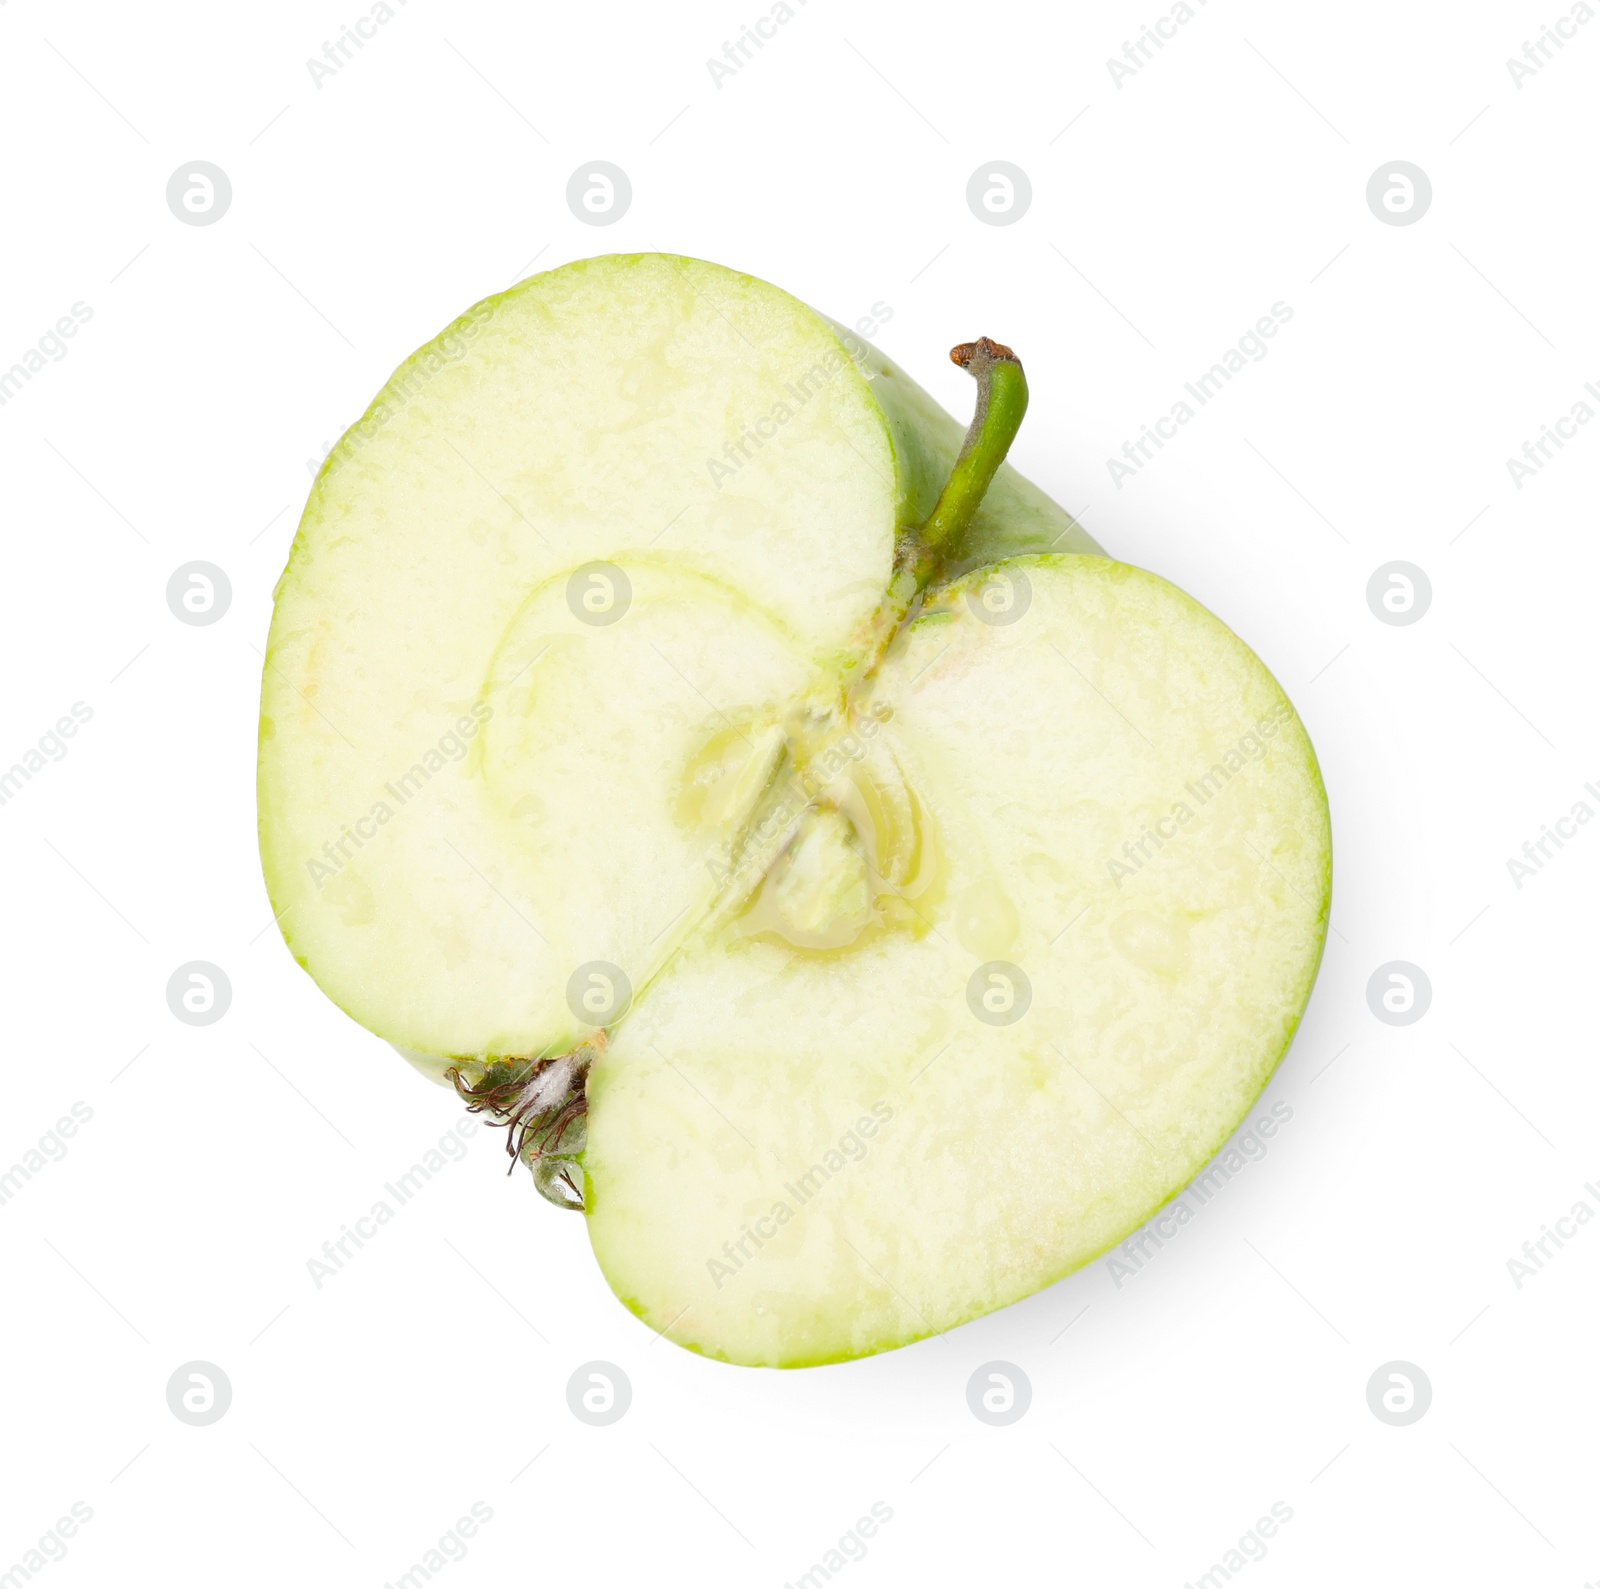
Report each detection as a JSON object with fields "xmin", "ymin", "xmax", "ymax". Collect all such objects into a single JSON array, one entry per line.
[{"xmin": 446, "ymin": 1036, "xmax": 602, "ymax": 1209}]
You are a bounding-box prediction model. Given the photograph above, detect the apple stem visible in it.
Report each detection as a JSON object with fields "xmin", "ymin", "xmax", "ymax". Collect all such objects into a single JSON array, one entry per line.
[{"xmin": 918, "ymin": 338, "xmax": 1028, "ymax": 560}]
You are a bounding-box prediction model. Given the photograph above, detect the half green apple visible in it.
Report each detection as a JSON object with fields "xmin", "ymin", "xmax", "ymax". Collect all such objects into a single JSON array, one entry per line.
[{"xmin": 259, "ymin": 254, "xmax": 1329, "ymax": 1367}]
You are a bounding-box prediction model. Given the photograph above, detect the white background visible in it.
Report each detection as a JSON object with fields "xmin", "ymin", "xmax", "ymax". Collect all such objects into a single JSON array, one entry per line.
[{"xmin": 2, "ymin": 0, "xmax": 1597, "ymax": 1584}]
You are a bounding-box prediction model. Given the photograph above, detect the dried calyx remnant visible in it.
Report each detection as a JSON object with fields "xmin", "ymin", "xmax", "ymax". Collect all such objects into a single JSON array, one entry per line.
[
  {"xmin": 449, "ymin": 337, "xmax": 1026, "ymax": 1213},
  {"xmin": 447, "ymin": 1037, "xmax": 600, "ymax": 1210}
]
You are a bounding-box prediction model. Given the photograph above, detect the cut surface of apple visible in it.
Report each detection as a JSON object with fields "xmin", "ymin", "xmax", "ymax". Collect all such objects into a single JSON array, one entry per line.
[
  {"xmin": 585, "ymin": 556, "xmax": 1326, "ymax": 1364},
  {"xmin": 259, "ymin": 253, "xmax": 1329, "ymax": 1367},
  {"xmin": 259, "ymin": 254, "xmax": 1094, "ymax": 1059}
]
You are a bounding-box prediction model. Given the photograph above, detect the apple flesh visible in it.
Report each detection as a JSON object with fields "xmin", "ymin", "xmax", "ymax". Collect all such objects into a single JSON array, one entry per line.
[
  {"xmin": 258, "ymin": 254, "xmax": 1329, "ymax": 1366},
  {"xmin": 586, "ymin": 555, "xmax": 1327, "ymax": 1363},
  {"xmin": 261, "ymin": 256, "xmax": 1097, "ymax": 1057}
]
